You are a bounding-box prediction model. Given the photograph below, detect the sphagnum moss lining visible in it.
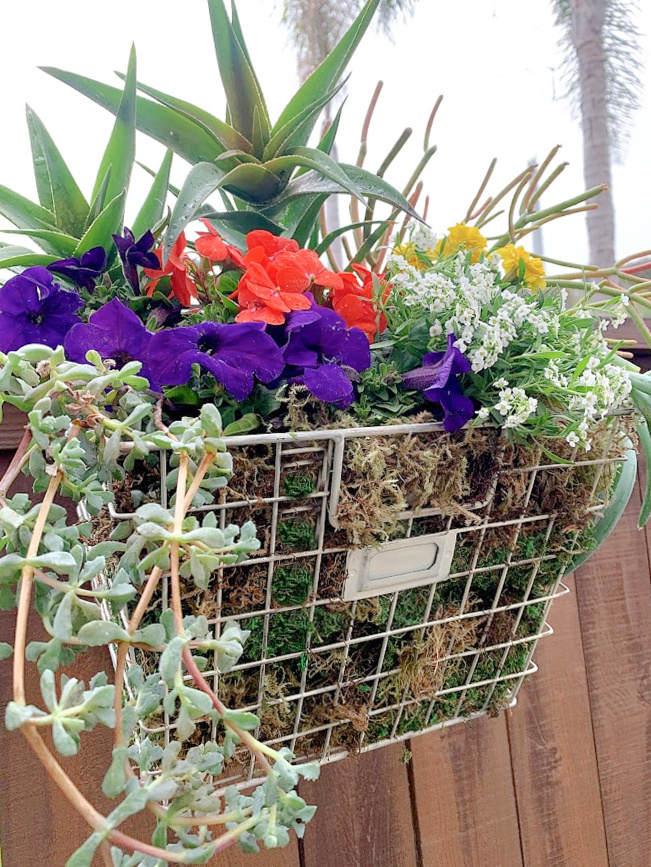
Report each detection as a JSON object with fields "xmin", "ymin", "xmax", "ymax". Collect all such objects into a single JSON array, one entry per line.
[{"xmin": 102, "ymin": 421, "xmax": 627, "ymax": 771}]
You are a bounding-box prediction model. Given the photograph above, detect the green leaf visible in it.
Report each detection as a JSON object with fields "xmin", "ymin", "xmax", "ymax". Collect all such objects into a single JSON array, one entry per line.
[
  {"xmin": 0, "ymin": 641, "xmax": 12, "ymax": 660},
  {"xmin": 0, "ymin": 244, "xmax": 53, "ymax": 268},
  {"xmin": 25, "ymin": 106, "xmax": 89, "ymax": 236},
  {"xmin": 221, "ymin": 708, "xmax": 259, "ymax": 730},
  {"xmin": 159, "ymin": 635, "xmax": 186, "ymax": 685},
  {"xmin": 223, "ymin": 413, "xmax": 259, "ymax": 436},
  {"xmin": 92, "ymin": 46, "xmax": 137, "ymax": 205},
  {"xmin": 0, "ymin": 184, "xmax": 57, "ymax": 233},
  {"xmin": 272, "ymin": 0, "xmax": 379, "ymax": 144},
  {"xmin": 221, "ymin": 162, "xmax": 282, "ymax": 203},
  {"xmin": 164, "ymin": 162, "xmax": 226, "ymax": 259},
  {"xmin": 265, "ymin": 146, "xmax": 365, "ymax": 203},
  {"xmin": 41, "ymin": 67, "xmax": 219, "ymax": 165},
  {"xmin": 262, "ymin": 82, "xmax": 345, "ymax": 160},
  {"xmin": 206, "ymin": 0, "xmax": 271, "ymax": 147},
  {"xmin": 64, "ymin": 833, "xmax": 104, "ymax": 867},
  {"xmin": 2, "ymin": 228, "xmax": 79, "ymax": 257},
  {"xmin": 74, "ymin": 190, "xmax": 126, "ymax": 256},
  {"xmin": 197, "ymin": 208, "xmax": 284, "ymax": 248},
  {"xmin": 120, "ymin": 74, "xmax": 252, "ymax": 155},
  {"xmin": 102, "ymin": 745, "xmax": 129, "ymax": 798},
  {"xmin": 77, "ymin": 620, "xmax": 131, "ymax": 646},
  {"xmin": 569, "ymin": 446, "xmax": 638, "ymax": 570},
  {"xmin": 130, "ymin": 149, "xmax": 173, "ymax": 239},
  {"xmin": 267, "ymin": 163, "xmax": 421, "ymax": 220},
  {"xmin": 84, "ymin": 166, "xmax": 112, "ymax": 232}
]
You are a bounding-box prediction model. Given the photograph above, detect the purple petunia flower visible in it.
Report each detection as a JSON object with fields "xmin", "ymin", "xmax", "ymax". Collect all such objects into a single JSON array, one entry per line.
[
  {"xmin": 147, "ymin": 321, "xmax": 284, "ymax": 400},
  {"xmin": 64, "ymin": 298, "xmax": 158, "ymax": 387},
  {"xmin": 281, "ymin": 300, "xmax": 371, "ymax": 407},
  {"xmin": 0, "ymin": 266, "xmax": 83, "ymax": 352},
  {"xmin": 400, "ymin": 333, "xmax": 474, "ymax": 432},
  {"xmin": 113, "ymin": 227, "xmax": 159, "ymax": 292},
  {"xmin": 48, "ymin": 246, "xmax": 107, "ymax": 292}
]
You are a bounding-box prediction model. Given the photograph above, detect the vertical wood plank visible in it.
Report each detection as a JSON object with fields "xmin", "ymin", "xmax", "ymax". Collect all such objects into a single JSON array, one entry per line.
[
  {"xmin": 300, "ymin": 744, "xmax": 419, "ymax": 867},
  {"xmin": 574, "ymin": 477, "xmax": 651, "ymax": 867},
  {"xmin": 409, "ymin": 715, "xmax": 523, "ymax": 867},
  {"xmin": 507, "ymin": 577, "xmax": 609, "ymax": 867}
]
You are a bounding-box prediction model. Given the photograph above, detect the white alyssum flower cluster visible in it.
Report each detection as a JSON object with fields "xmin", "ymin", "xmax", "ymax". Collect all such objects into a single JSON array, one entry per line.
[
  {"xmin": 478, "ymin": 378, "xmax": 539, "ymax": 428},
  {"xmin": 386, "ymin": 251, "xmax": 557, "ymax": 374}
]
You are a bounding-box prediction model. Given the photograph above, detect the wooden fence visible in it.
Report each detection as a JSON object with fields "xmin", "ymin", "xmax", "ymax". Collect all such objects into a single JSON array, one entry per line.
[{"xmin": 1, "ymin": 409, "xmax": 650, "ymax": 867}]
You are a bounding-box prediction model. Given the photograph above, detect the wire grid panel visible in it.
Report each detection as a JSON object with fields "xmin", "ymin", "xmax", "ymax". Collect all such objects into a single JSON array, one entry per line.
[{"xmin": 105, "ymin": 417, "xmax": 627, "ymax": 789}]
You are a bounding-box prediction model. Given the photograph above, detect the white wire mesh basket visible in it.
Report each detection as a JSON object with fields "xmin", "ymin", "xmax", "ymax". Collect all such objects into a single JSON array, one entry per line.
[{"xmin": 94, "ymin": 415, "xmax": 628, "ymax": 789}]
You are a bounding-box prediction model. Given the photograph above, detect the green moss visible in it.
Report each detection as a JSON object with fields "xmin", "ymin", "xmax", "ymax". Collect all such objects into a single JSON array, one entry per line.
[
  {"xmin": 277, "ymin": 519, "xmax": 316, "ymax": 551},
  {"xmin": 397, "ymin": 701, "xmax": 430, "ymax": 735},
  {"xmin": 282, "ymin": 473, "xmax": 316, "ymax": 499},
  {"xmin": 267, "ymin": 610, "xmax": 313, "ymax": 657},
  {"xmin": 313, "ymin": 607, "xmax": 350, "ymax": 645},
  {"xmin": 366, "ymin": 710, "xmax": 396, "ymax": 742},
  {"xmin": 272, "ymin": 563, "xmax": 313, "ymax": 606}
]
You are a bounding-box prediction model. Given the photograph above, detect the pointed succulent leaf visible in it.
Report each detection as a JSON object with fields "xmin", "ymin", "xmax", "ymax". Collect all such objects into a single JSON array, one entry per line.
[
  {"xmin": 265, "ymin": 163, "xmax": 421, "ymax": 220},
  {"xmin": 272, "ymin": 0, "xmax": 380, "ymax": 145},
  {"xmin": 26, "ymin": 106, "xmax": 89, "ymax": 235},
  {"xmin": 74, "ymin": 190, "xmax": 126, "ymax": 256},
  {"xmin": 85, "ymin": 167, "xmax": 112, "ymax": 232},
  {"xmin": 163, "ymin": 162, "xmax": 226, "ymax": 259},
  {"xmin": 221, "ymin": 163, "xmax": 283, "ymax": 202},
  {"xmin": 0, "ymin": 244, "xmax": 54, "ymax": 268},
  {"xmin": 206, "ymin": 0, "xmax": 271, "ymax": 148},
  {"xmin": 92, "ymin": 46, "xmax": 137, "ymax": 205},
  {"xmin": 265, "ymin": 147, "xmax": 365, "ymax": 203},
  {"xmin": 130, "ymin": 150, "xmax": 173, "ymax": 239},
  {"xmin": 262, "ymin": 82, "xmax": 346, "ymax": 160},
  {"xmin": 118, "ymin": 74, "xmax": 253, "ymax": 155},
  {"xmin": 0, "ymin": 184, "xmax": 57, "ymax": 233},
  {"xmin": 2, "ymin": 228, "xmax": 80, "ymax": 257},
  {"xmin": 41, "ymin": 67, "xmax": 219, "ymax": 165}
]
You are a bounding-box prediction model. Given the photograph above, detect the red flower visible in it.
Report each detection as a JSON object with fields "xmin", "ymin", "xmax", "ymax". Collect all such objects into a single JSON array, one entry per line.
[
  {"xmin": 272, "ymin": 248, "xmax": 343, "ymax": 294},
  {"xmin": 330, "ymin": 265, "xmax": 390, "ymax": 342},
  {"xmin": 143, "ymin": 233, "xmax": 198, "ymax": 307},
  {"xmin": 246, "ymin": 230, "xmax": 300, "ymax": 259},
  {"xmin": 195, "ymin": 219, "xmax": 246, "ymax": 269},
  {"xmin": 234, "ymin": 260, "xmax": 312, "ymax": 325}
]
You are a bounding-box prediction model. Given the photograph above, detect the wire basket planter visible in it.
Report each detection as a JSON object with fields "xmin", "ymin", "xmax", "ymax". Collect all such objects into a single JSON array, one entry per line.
[{"xmin": 91, "ymin": 413, "xmax": 628, "ymax": 791}]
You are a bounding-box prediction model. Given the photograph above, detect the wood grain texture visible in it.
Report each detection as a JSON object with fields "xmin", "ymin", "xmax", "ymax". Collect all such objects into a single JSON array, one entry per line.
[
  {"xmin": 575, "ymin": 477, "xmax": 651, "ymax": 867},
  {"xmin": 300, "ymin": 744, "xmax": 419, "ymax": 867},
  {"xmin": 0, "ymin": 405, "xmax": 26, "ymax": 449},
  {"xmin": 409, "ymin": 714, "xmax": 523, "ymax": 867},
  {"xmin": 507, "ymin": 577, "xmax": 609, "ymax": 867}
]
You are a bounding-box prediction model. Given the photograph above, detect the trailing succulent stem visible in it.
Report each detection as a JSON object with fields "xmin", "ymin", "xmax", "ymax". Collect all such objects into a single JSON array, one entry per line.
[{"xmin": 0, "ymin": 345, "xmax": 318, "ymax": 867}]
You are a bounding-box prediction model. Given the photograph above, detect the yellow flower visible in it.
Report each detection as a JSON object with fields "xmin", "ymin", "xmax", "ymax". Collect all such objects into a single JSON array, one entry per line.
[
  {"xmin": 497, "ymin": 243, "xmax": 546, "ymax": 291},
  {"xmin": 392, "ymin": 241, "xmax": 436, "ymax": 271},
  {"xmin": 434, "ymin": 223, "xmax": 487, "ymax": 263}
]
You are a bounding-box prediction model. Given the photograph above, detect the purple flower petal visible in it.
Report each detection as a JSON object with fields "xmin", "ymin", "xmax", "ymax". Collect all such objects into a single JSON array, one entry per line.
[
  {"xmin": 423, "ymin": 379, "xmax": 475, "ymax": 433},
  {"xmin": 113, "ymin": 227, "xmax": 159, "ymax": 291},
  {"xmin": 48, "ymin": 247, "xmax": 107, "ymax": 291},
  {"xmin": 279, "ymin": 299, "xmax": 370, "ymax": 406},
  {"xmin": 65, "ymin": 298, "xmax": 157, "ymax": 386},
  {"xmin": 401, "ymin": 333, "xmax": 471, "ymax": 391},
  {"xmin": 0, "ymin": 267, "xmax": 83, "ymax": 352},
  {"xmin": 148, "ymin": 321, "xmax": 284, "ymax": 400},
  {"xmin": 302, "ymin": 364, "xmax": 355, "ymax": 407}
]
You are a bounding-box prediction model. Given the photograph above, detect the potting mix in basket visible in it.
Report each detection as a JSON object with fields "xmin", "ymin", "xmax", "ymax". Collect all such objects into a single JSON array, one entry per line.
[{"xmin": 2, "ymin": 1, "xmax": 651, "ymax": 864}]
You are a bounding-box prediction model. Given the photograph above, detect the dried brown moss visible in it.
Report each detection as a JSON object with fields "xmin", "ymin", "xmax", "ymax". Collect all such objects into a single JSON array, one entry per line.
[{"xmin": 334, "ymin": 426, "xmax": 500, "ymax": 546}]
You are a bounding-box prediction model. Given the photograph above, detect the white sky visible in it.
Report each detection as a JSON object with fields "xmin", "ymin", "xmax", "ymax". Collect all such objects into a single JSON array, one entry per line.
[{"xmin": 1, "ymin": 0, "xmax": 649, "ymax": 266}]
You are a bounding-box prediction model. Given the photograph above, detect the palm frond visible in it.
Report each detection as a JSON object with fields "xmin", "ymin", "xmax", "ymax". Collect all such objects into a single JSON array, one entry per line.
[{"xmin": 552, "ymin": 0, "xmax": 643, "ymax": 163}]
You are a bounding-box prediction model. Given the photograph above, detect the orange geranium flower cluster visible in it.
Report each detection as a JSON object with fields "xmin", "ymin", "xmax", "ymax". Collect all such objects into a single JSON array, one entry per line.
[
  {"xmin": 330, "ymin": 264, "xmax": 390, "ymax": 342},
  {"xmin": 143, "ymin": 232, "xmax": 198, "ymax": 307},
  {"xmin": 231, "ymin": 230, "xmax": 344, "ymax": 325},
  {"xmin": 143, "ymin": 225, "xmax": 391, "ymax": 338}
]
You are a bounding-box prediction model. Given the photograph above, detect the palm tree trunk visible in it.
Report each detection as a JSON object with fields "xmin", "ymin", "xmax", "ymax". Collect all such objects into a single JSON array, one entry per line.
[{"xmin": 570, "ymin": 0, "xmax": 615, "ymax": 266}]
